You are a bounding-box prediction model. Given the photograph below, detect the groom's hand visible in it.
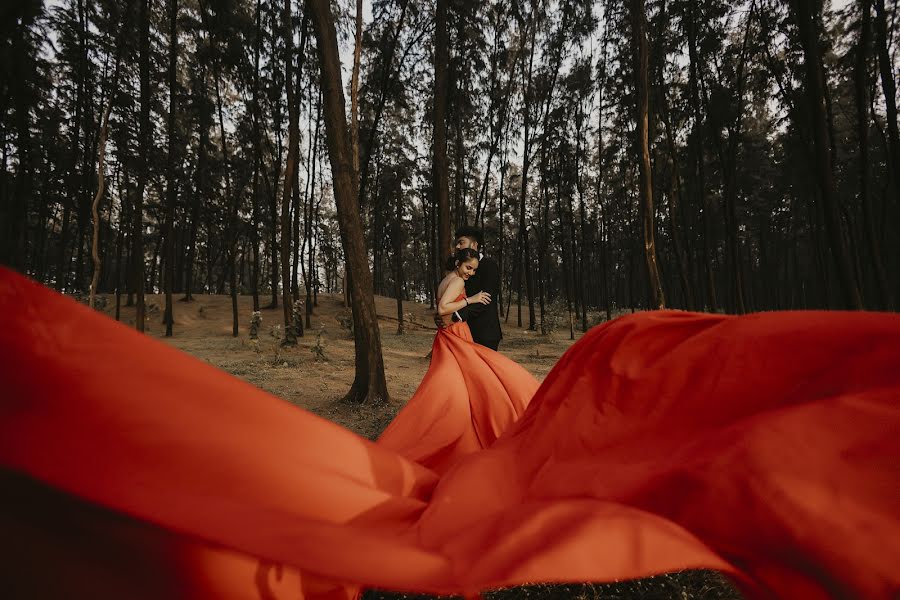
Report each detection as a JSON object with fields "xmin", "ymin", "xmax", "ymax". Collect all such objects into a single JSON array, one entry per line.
[{"xmin": 433, "ymin": 312, "xmax": 446, "ymax": 329}]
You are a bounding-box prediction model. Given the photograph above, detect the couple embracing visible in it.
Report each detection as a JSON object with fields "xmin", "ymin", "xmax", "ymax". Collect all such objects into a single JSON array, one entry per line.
[
  {"xmin": 436, "ymin": 225, "xmax": 502, "ymax": 350},
  {"xmin": 376, "ymin": 226, "xmax": 537, "ymax": 474}
]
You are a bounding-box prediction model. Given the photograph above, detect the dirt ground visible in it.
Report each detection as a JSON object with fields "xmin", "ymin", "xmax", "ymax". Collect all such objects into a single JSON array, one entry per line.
[{"xmin": 107, "ymin": 291, "xmax": 584, "ymax": 440}]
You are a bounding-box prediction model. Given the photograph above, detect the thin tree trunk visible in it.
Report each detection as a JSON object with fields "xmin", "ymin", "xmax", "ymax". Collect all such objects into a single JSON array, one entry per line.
[
  {"xmin": 5, "ymin": 11, "xmax": 36, "ymax": 272},
  {"xmin": 306, "ymin": 91, "xmax": 321, "ymax": 327},
  {"xmin": 350, "ymin": 0, "xmax": 363, "ymax": 181},
  {"xmin": 631, "ymin": 0, "xmax": 665, "ymax": 308},
  {"xmin": 453, "ymin": 110, "xmax": 466, "ymax": 227},
  {"xmin": 249, "ymin": 0, "xmax": 264, "ymax": 312},
  {"xmin": 90, "ymin": 102, "xmax": 113, "ymax": 309},
  {"xmin": 281, "ymin": 0, "xmax": 301, "ymax": 343},
  {"xmin": 649, "ymin": 10, "xmax": 690, "ymax": 311},
  {"xmin": 73, "ymin": 0, "xmax": 91, "ymax": 293},
  {"xmin": 687, "ymin": 4, "xmax": 716, "ymax": 311},
  {"xmin": 133, "ymin": 0, "xmax": 150, "ymax": 331},
  {"xmin": 575, "ymin": 100, "xmax": 589, "ymax": 331},
  {"xmin": 537, "ymin": 150, "xmax": 549, "ymax": 335},
  {"xmin": 855, "ymin": 0, "xmax": 893, "ymax": 310},
  {"xmin": 163, "ymin": 0, "xmax": 179, "ymax": 336},
  {"xmin": 394, "ymin": 177, "xmax": 405, "ymax": 335},
  {"xmin": 874, "ymin": 0, "xmax": 900, "ymax": 212},
  {"xmin": 515, "ymin": 13, "xmax": 537, "ymax": 330},
  {"xmin": 292, "ymin": 16, "xmax": 311, "ymax": 304},
  {"xmin": 183, "ymin": 67, "xmax": 208, "ymax": 303},
  {"xmin": 268, "ymin": 4, "xmax": 283, "ymax": 310},
  {"xmin": 555, "ymin": 173, "xmax": 575, "ymax": 340},
  {"xmin": 434, "ymin": 0, "xmax": 452, "ymax": 263},
  {"xmin": 198, "ymin": 0, "xmax": 239, "ymax": 333},
  {"xmin": 792, "ymin": 0, "xmax": 864, "ymax": 310}
]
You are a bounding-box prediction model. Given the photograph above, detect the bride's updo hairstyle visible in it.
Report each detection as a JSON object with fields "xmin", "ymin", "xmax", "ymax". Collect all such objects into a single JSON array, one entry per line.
[{"xmin": 446, "ymin": 247, "xmax": 479, "ymax": 272}]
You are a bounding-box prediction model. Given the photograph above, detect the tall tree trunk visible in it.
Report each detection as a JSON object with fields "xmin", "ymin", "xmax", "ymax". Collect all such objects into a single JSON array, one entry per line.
[
  {"xmin": 306, "ymin": 90, "xmax": 321, "ymax": 327},
  {"xmin": 556, "ymin": 174, "xmax": 575, "ymax": 341},
  {"xmin": 307, "ymin": 0, "xmax": 388, "ymax": 404},
  {"xmin": 313, "ymin": 193, "xmax": 321, "ymax": 306},
  {"xmin": 350, "ymin": 0, "xmax": 362, "ymax": 182},
  {"xmin": 719, "ymin": 2, "xmax": 756, "ymax": 313},
  {"xmin": 630, "ymin": 0, "xmax": 665, "ymax": 309},
  {"xmin": 515, "ymin": 12, "xmax": 537, "ymax": 329},
  {"xmin": 394, "ymin": 177, "xmax": 405, "ymax": 335},
  {"xmin": 163, "ymin": 0, "xmax": 179, "ymax": 336},
  {"xmin": 453, "ymin": 111, "xmax": 466, "ymax": 227},
  {"xmin": 133, "ymin": 0, "xmax": 151, "ymax": 331},
  {"xmin": 268, "ymin": 5, "xmax": 283, "ymax": 310},
  {"xmin": 873, "ymin": 0, "xmax": 900, "ymax": 213},
  {"xmin": 292, "ymin": 16, "xmax": 311, "ymax": 304},
  {"xmin": 90, "ymin": 103, "xmax": 113, "ymax": 309},
  {"xmin": 792, "ymin": 0, "xmax": 864, "ymax": 309},
  {"xmin": 4, "ymin": 7, "xmax": 36, "ymax": 272},
  {"xmin": 293, "ymin": 102, "xmax": 306, "ymax": 302},
  {"xmin": 687, "ymin": 4, "xmax": 716, "ymax": 311},
  {"xmin": 249, "ymin": 0, "xmax": 264, "ymax": 312},
  {"xmin": 183, "ymin": 66, "xmax": 208, "ymax": 303},
  {"xmin": 73, "ymin": 0, "xmax": 91, "ymax": 293},
  {"xmin": 198, "ymin": 0, "xmax": 239, "ymax": 333},
  {"xmin": 115, "ymin": 174, "xmax": 129, "ymax": 320},
  {"xmin": 281, "ymin": 0, "xmax": 301, "ymax": 343},
  {"xmin": 537, "ymin": 150, "xmax": 549, "ymax": 334},
  {"xmin": 656, "ymin": 29, "xmax": 694, "ymax": 310},
  {"xmin": 575, "ymin": 100, "xmax": 589, "ymax": 331},
  {"xmin": 856, "ymin": 0, "xmax": 893, "ymax": 310},
  {"xmin": 434, "ymin": 0, "xmax": 452, "ymax": 265},
  {"xmin": 600, "ymin": 206, "xmax": 611, "ymax": 321}
]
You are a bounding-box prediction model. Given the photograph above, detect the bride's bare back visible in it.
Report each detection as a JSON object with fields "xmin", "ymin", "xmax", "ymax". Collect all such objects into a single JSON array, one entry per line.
[{"xmin": 437, "ymin": 273, "xmax": 466, "ymax": 326}]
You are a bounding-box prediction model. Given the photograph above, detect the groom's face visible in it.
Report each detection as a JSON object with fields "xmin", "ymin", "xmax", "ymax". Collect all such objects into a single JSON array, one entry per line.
[{"xmin": 455, "ymin": 236, "xmax": 478, "ymax": 252}]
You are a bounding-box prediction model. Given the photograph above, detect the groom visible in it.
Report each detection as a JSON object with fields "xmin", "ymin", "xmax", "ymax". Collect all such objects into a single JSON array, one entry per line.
[{"xmin": 443, "ymin": 226, "xmax": 502, "ymax": 350}]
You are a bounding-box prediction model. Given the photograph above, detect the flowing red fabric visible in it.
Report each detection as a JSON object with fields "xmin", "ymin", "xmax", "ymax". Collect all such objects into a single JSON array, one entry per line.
[{"xmin": 1, "ymin": 268, "xmax": 898, "ymax": 600}]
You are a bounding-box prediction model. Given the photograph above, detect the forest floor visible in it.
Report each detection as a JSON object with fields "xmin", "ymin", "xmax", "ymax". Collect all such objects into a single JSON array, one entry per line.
[
  {"xmin": 98, "ymin": 292, "xmax": 741, "ymax": 600},
  {"xmin": 108, "ymin": 291, "xmax": 586, "ymax": 440}
]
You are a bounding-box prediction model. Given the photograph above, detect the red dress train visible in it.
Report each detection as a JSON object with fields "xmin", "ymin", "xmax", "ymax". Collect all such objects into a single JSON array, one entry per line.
[
  {"xmin": 0, "ymin": 268, "xmax": 898, "ymax": 600},
  {"xmin": 377, "ymin": 300, "xmax": 539, "ymax": 475}
]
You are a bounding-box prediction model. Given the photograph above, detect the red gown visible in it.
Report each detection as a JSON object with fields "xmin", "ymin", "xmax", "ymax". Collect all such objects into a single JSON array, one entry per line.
[
  {"xmin": 1, "ymin": 268, "xmax": 898, "ymax": 600},
  {"xmin": 377, "ymin": 297, "xmax": 539, "ymax": 475}
]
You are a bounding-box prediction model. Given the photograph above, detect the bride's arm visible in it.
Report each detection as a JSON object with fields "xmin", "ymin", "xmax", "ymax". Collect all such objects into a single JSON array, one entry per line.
[{"xmin": 437, "ymin": 279, "xmax": 469, "ymax": 317}]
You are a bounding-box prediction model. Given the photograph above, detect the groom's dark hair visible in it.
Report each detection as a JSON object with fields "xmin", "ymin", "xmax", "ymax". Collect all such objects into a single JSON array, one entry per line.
[{"xmin": 454, "ymin": 225, "xmax": 484, "ymax": 248}]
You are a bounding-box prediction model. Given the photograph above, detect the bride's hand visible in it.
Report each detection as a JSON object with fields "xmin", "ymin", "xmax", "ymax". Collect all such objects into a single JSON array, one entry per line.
[{"xmin": 469, "ymin": 291, "xmax": 491, "ymax": 305}]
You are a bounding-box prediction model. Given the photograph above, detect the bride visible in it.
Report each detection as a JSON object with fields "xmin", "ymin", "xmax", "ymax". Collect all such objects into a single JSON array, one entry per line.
[{"xmin": 436, "ymin": 247, "xmax": 490, "ymax": 328}]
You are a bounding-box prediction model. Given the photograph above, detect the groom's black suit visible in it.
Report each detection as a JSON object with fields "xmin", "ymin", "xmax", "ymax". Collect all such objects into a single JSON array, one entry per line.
[{"xmin": 456, "ymin": 254, "xmax": 502, "ymax": 350}]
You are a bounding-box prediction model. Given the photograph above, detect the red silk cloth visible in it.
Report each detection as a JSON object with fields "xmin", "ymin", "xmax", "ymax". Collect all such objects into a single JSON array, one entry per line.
[{"xmin": 1, "ymin": 268, "xmax": 898, "ymax": 599}]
